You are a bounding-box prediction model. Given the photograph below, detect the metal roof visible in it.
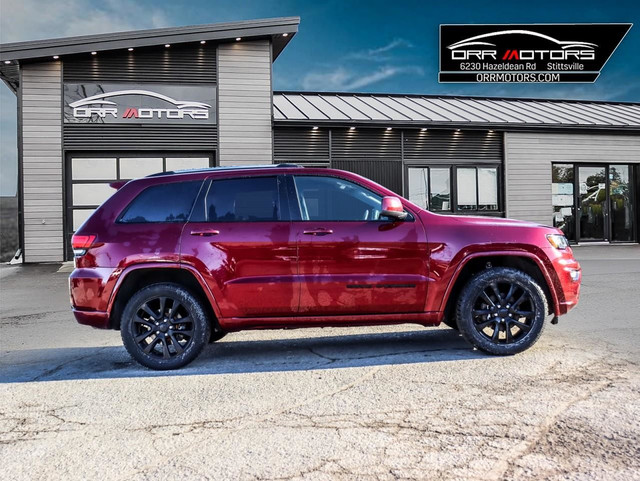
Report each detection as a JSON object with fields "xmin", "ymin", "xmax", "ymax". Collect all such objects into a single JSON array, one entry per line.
[
  {"xmin": 273, "ymin": 92, "xmax": 640, "ymax": 131},
  {"xmin": 0, "ymin": 17, "xmax": 299, "ymax": 63}
]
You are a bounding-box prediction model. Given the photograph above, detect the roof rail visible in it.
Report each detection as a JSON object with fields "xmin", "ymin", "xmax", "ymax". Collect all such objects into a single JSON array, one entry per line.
[{"xmin": 146, "ymin": 163, "xmax": 303, "ymax": 178}]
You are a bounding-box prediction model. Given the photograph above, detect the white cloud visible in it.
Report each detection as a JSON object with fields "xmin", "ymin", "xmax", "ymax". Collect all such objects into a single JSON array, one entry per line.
[
  {"xmin": 302, "ymin": 65, "xmax": 424, "ymax": 91},
  {"xmin": 347, "ymin": 38, "xmax": 414, "ymax": 61},
  {"xmin": 0, "ymin": 0, "xmax": 169, "ymax": 43}
]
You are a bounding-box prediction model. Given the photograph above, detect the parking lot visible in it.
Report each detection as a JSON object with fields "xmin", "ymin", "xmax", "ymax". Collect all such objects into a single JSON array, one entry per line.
[{"xmin": 1, "ymin": 245, "xmax": 639, "ymax": 480}]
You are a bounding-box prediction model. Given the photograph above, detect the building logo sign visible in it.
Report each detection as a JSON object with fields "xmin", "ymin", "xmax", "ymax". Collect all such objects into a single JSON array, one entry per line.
[
  {"xmin": 439, "ymin": 24, "xmax": 632, "ymax": 83},
  {"xmin": 64, "ymin": 83, "xmax": 216, "ymax": 124}
]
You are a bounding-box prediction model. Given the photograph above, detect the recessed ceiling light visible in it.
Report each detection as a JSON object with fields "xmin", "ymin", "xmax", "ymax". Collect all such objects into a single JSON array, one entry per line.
[
  {"xmin": 165, "ymin": 44, "xmax": 171, "ymax": 48},
  {"xmin": 53, "ymin": 55, "xmax": 59, "ymax": 59},
  {"xmin": 91, "ymin": 51, "xmax": 97, "ymax": 55},
  {"xmin": 128, "ymin": 47, "xmax": 134, "ymax": 51},
  {"xmin": 386, "ymin": 127, "xmax": 392, "ymax": 131},
  {"xmin": 456, "ymin": 129, "xmax": 461, "ymax": 132},
  {"xmin": 488, "ymin": 129, "xmax": 494, "ymax": 133},
  {"xmin": 420, "ymin": 128, "xmax": 427, "ymax": 132},
  {"xmin": 312, "ymin": 126, "xmax": 319, "ymax": 130},
  {"xmin": 200, "ymin": 40, "xmax": 206, "ymax": 44},
  {"xmin": 235, "ymin": 37, "xmax": 242, "ymax": 41},
  {"xmin": 282, "ymin": 33, "xmax": 289, "ymax": 37},
  {"xmin": 349, "ymin": 126, "xmax": 356, "ymax": 130},
  {"xmin": 3, "ymin": 60, "xmax": 11, "ymax": 64}
]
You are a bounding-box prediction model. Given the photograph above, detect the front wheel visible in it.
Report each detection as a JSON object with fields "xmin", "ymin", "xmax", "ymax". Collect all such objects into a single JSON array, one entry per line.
[
  {"xmin": 121, "ymin": 283, "xmax": 211, "ymax": 370},
  {"xmin": 455, "ymin": 267, "xmax": 548, "ymax": 355}
]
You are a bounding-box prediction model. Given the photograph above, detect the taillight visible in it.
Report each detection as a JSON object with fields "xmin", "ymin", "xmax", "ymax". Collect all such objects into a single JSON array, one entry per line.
[{"xmin": 71, "ymin": 234, "xmax": 96, "ymax": 256}]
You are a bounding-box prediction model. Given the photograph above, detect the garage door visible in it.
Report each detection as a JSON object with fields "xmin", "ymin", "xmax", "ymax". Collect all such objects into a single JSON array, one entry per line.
[{"xmin": 66, "ymin": 153, "xmax": 212, "ymax": 257}]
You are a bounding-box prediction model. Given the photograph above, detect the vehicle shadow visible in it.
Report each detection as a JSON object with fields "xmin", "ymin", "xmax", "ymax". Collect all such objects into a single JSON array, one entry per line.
[{"xmin": 0, "ymin": 328, "xmax": 488, "ymax": 383}]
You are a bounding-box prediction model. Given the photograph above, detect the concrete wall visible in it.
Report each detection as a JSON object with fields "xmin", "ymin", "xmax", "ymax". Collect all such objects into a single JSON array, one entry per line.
[
  {"xmin": 217, "ymin": 40, "xmax": 273, "ymax": 165},
  {"xmin": 505, "ymin": 132, "xmax": 640, "ymax": 226},
  {"xmin": 21, "ymin": 61, "xmax": 64, "ymax": 262}
]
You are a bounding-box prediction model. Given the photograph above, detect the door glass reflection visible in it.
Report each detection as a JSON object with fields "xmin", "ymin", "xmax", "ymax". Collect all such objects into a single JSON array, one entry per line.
[
  {"xmin": 552, "ymin": 164, "xmax": 575, "ymax": 241},
  {"xmin": 610, "ymin": 165, "xmax": 633, "ymax": 242},
  {"xmin": 578, "ymin": 166, "xmax": 606, "ymax": 241}
]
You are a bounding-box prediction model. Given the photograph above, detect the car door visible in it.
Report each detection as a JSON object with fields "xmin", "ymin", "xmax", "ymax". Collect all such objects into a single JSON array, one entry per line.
[
  {"xmin": 290, "ymin": 174, "xmax": 429, "ymax": 316},
  {"xmin": 180, "ymin": 175, "xmax": 298, "ymax": 319}
]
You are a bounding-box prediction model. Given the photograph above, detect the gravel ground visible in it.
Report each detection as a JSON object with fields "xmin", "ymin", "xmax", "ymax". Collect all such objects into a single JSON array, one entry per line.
[{"xmin": 0, "ymin": 245, "xmax": 639, "ymax": 480}]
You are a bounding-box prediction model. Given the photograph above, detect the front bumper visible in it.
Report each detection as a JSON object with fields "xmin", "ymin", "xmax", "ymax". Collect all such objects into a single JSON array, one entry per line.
[{"xmin": 546, "ymin": 247, "xmax": 581, "ymax": 315}]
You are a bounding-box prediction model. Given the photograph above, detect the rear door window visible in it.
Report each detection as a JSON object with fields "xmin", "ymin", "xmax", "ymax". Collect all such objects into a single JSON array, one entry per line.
[
  {"xmin": 204, "ymin": 176, "xmax": 281, "ymax": 222},
  {"xmin": 119, "ymin": 180, "xmax": 202, "ymax": 223}
]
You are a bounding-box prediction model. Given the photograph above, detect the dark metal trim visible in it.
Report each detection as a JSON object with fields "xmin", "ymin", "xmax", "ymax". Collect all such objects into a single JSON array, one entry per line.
[{"xmin": 16, "ymin": 66, "xmax": 24, "ymax": 261}]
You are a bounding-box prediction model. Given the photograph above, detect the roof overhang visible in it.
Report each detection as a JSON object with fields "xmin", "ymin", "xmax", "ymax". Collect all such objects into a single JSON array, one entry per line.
[{"xmin": 0, "ymin": 16, "xmax": 299, "ymax": 91}]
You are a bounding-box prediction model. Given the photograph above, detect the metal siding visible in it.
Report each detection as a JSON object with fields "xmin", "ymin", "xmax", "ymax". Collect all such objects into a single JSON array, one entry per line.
[
  {"xmin": 331, "ymin": 128, "xmax": 402, "ymax": 160},
  {"xmin": 63, "ymin": 44, "xmax": 216, "ymax": 83},
  {"xmin": 505, "ymin": 132, "xmax": 640, "ymax": 226},
  {"xmin": 217, "ymin": 40, "xmax": 272, "ymax": 165},
  {"xmin": 21, "ymin": 61, "xmax": 64, "ymax": 262},
  {"xmin": 273, "ymin": 127, "xmax": 330, "ymax": 163},
  {"xmin": 64, "ymin": 125, "xmax": 217, "ymax": 150},
  {"xmin": 403, "ymin": 130, "xmax": 502, "ymax": 163},
  {"xmin": 332, "ymin": 159, "xmax": 403, "ymax": 195}
]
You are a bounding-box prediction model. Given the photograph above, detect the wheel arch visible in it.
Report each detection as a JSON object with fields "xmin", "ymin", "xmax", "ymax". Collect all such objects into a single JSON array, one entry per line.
[
  {"xmin": 441, "ymin": 252, "xmax": 559, "ymax": 324},
  {"xmin": 107, "ymin": 264, "xmax": 222, "ymax": 333}
]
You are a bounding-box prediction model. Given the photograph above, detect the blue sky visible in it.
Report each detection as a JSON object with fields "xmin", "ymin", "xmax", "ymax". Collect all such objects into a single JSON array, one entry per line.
[{"xmin": 1, "ymin": 0, "xmax": 639, "ymax": 195}]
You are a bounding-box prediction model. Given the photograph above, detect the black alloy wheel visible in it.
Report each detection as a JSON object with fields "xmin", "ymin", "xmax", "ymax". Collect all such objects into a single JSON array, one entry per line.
[
  {"xmin": 456, "ymin": 267, "xmax": 548, "ymax": 355},
  {"xmin": 121, "ymin": 283, "xmax": 210, "ymax": 370}
]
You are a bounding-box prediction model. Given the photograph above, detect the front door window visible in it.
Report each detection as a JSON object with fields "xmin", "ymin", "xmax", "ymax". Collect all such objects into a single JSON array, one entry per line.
[{"xmin": 610, "ymin": 165, "xmax": 634, "ymax": 242}]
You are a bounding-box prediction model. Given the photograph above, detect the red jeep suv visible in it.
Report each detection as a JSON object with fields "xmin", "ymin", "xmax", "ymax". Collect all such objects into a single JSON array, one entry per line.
[{"xmin": 70, "ymin": 164, "xmax": 581, "ymax": 370}]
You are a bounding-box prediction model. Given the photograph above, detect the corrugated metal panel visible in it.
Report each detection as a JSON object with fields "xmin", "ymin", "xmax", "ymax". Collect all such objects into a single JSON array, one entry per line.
[
  {"xmin": 273, "ymin": 93, "xmax": 640, "ymax": 130},
  {"xmin": 63, "ymin": 44, "xmax": 216, "ymax": 83},
  {"xmin": 403, "ymin": 130, "xmax": 502, "ymax": 163},
  {"xmin": 331, "ymin": 128, "xmax": 401, "ymax": 160},
  {"xmin": 21, "ymin": 61, "xmax": 64, "ymax": 262},
  {"xmin": 64, "ymin": 125, "xmax": 217, "ymax": 150},
  {"xmin": 273, "ymin": 127, "xmax": 329, "ymax": 163},
  {"xmin": 505, "ymin": 132, "xmax": 640, "ymax": 226},
  {"xmin": 218, "ymin": 40, "xmax": 272, "ymax": 165},
  {"xmin": 332, "ymin": 159, "xmax": 403, "ymax": 195}
]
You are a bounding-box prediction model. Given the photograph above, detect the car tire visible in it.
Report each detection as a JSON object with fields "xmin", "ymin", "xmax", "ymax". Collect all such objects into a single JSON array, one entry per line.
[
  {"xmin": 442, "ymin": 318, "xmax": 458, "ymax": 330},
  {"xmin": 210, "ymin": 329, "xmax": 227, "ymax": 343},
  {"xmin": 121, "ymin": 283, "xmax": 211, "ymax": 370},
  {"xmin": 455, "ymin": 267, "xmax": 547, "ymax": 355}
]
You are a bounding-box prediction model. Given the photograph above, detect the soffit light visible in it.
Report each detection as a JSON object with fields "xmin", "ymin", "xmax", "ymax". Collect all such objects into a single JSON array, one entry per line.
[
  {"xmin": 420, "ymin": 128, "xmax": 427, "ymax": 131},
  {"xmin": 386, "ymin": 127, "xmax": 392, "ymax": 131},
  {"xmin": 235, "ymin": 37, "xmax": 242, "ymax": 41},
  {"xmin": 200, "ymin": 40, "xmax": 206, "ymax": 44},
  {"xmin": 282, "ymin": 33, "xmax": 289, "ymax": 37},
  {"xmin": 128, "ymin": 47, "xmax": 134, "ymax": 51},
  {"xmin": 165, "ymin": 44, "xmax": 171, "ymax": 48},
  {"xmin": 312, "ymin": 126, "xmax": 319, "ymax": 130},
  {"xmin": 349, "ymin": 126, "xmax": 356, "ymax": 130},
  {"xmin": 91, "ymin": 51, "xmax": 97, "ymax": 55},
  {"xmin": 53, "ymin": 55, "xmax": 59, "ymax": 59},
  {"xmin": 3, "ymin": 60, "xmax": 11, "ymax": 64}
]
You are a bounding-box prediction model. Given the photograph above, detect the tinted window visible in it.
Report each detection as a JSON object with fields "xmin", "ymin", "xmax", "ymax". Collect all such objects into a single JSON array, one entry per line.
[
  {"xmin": 206, "ymin": 177, "xmax": 279, "ymax": 222},
  {"xmin": 119, "ymin": 181, "xmax": 201, "ymax": 223},
  {"xmin": 293, "ymin": 176, "xmax": 383, "ymax": 221}
]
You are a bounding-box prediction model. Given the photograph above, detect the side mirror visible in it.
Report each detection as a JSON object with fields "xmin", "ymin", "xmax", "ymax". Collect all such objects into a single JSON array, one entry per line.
[{"xmin": 381, "ymin": 196, "xmax": 408, "ymax": 220}]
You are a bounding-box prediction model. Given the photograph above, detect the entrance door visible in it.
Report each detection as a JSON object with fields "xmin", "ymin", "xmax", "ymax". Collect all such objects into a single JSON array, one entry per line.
[{"xmin": 577, "ymin": 166, "xmax": 607, "ymax": 241}]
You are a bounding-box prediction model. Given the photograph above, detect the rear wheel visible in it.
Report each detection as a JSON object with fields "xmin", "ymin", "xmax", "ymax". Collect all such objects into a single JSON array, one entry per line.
[
  {"xmin": 121, "ymin": 283, "xmax": 210, "ymax": 370},
  {"xmin": 456, "ymin": 267, "xmax": 547, "ymax": 355}
]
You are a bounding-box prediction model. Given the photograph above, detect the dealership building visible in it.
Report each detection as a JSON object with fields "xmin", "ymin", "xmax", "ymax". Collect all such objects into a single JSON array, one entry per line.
[{"xmin": 1, "ymin": 16, "xmax": 639, "ymax": 262}]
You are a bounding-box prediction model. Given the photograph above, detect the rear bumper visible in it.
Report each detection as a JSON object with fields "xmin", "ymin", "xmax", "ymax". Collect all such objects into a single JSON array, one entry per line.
[
  {"xmin": 69, "ymin": 267, "xmax": 118, "ymax": 329},
  {"xmin": 73, "ymin": 308, "xmax": 110, "ymax": 329}
]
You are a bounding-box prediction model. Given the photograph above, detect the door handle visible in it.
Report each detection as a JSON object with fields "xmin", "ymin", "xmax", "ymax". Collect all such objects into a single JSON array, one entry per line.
[
  {"xmin": 303, "ymin": 228, "xmax": 333, "ymax": 236},
  {"xmin": 190, "ymin": 229, "xmax": 220, "ymax": 237}
]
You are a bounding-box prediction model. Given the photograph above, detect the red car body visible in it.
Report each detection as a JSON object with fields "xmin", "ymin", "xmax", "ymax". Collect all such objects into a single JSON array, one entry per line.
[{"xmin": 70, "ymin": 166, "xmax": 580, "ymax": 336}]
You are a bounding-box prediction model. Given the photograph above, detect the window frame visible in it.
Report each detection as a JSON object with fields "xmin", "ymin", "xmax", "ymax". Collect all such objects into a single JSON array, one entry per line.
[
  {"xmin": 404, "ymin": 163, "xmax": 503, "ymax": 216},
  {"xmin": 287, "ymin": 173, "xmax": 415, "ymax": 223},
  {"xmin": 189, "ymin": 174, "xmax": 289, "ymax": 223},
  {"xmin": 117, "ymin": 179, "xmax": 205, "ymax": 224}
]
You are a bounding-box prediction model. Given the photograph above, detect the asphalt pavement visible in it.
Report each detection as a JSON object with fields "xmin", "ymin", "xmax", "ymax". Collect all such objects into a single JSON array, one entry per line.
[{"xmin": 0, "ymin": 245, "xmax": 639, "ymax": 480}]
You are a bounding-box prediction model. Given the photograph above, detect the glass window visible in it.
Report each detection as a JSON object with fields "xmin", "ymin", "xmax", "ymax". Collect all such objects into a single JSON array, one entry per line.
[
  {"xmin": 206, "ymin": 177, "xmax": 279, "ymax": 222},
  {"xmin": 72, "ymin": 183, "xmax": 115, "ymax": 206},
  {"xmin": 119, "ymin": 157, "xmax": 163, "ymax": 179},
  {"xmin": 293, "ymin": 175, "xmax": 383, "ymax": 221},
  {"xmin": 478, "ymin": 167, "xmax": 498, "ymax": 211},
  {"xmin": 610, "ymin": 164, "xmax": 633, "ymax": 242},
  {"xmin": 551, "ymin": 163, "xmax": 575, "ymax": 241},
  {"xmin": 408, "ymin": 168, "xmax": 428, "ymax": 209},
  {"xmin": 119, "ymin": 181, "xmax": 201, "ymax": 223},
  {"xmin": 456, "ymin": 168, "xmax": 477, "ymax": 210},
  {"xmin": 165, "ymin": 157, "xmax": 210, "ymax": 171},
  {"xmin": 71, "ymin": 158, "xmax": 117, "ymax": 180},
  {"xmin": 430, "ymin": 168, "xmax": 451, "ymax": 211}
]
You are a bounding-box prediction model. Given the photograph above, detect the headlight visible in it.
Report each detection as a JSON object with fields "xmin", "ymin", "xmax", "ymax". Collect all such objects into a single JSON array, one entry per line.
[{"xmin": 547, "ymin": 234, "xmax": 569, "ymax": 250}]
